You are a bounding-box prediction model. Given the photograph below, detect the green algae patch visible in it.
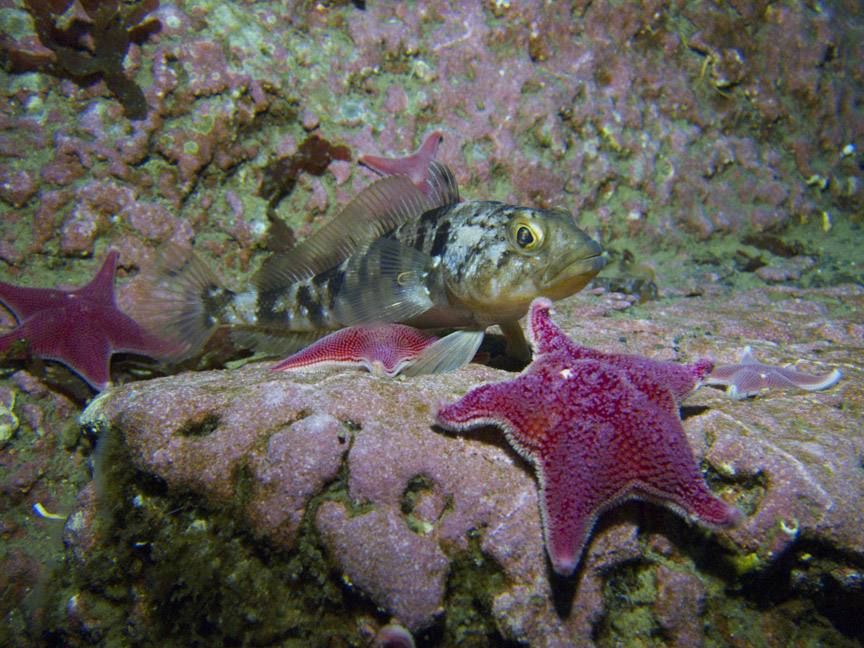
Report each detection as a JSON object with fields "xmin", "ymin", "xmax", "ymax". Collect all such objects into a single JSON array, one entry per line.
[
  {"xmin": 176, "ymin": 412, "xmax": 221, "ymax": 438},
  {"xmin": 0, "ymin": 382, "xmax": 90, "ymax": 646},
  {"xmin": 41, "ymin": 420, "xmax": 380, "ymax": 648},
  {"xmin": 702, "ymin": 461, "xmax": 767, "ymax": 519},
  {"xmin": 432, "ymin": 530, "xmax": 511, "ymax": 648},
  {"xmin": 594, "ymin": 558, "xmax": 662, "ymax": 645}
]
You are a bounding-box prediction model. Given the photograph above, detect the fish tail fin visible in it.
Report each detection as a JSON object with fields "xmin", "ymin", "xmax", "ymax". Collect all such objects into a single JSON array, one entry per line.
[{"xmin": 135, "ymin": 244, "xmax": 234, "ymax": 360}]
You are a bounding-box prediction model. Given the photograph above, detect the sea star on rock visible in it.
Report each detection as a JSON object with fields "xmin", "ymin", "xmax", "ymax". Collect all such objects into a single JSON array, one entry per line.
[
  {"xmin": 437, "ymin": 297, "xmax": 742, "ymax": 575},
  {"xmin": 0, "ymin": 250, "xmax": 180, "ymax": 391},
  {"xmin": 359, "ymin": 131, "xmax": 443, "ymax": 194},
  {"xmin": 271, "ymin": 324, "xmax": 485, "ymax": 377},
  {"xmin": 271, "ymin": 325, "xmax": 440, "ymax": 377},
  {"xmin": 704, "ymin": 346, "xmax": 842, "ymax": 399}
]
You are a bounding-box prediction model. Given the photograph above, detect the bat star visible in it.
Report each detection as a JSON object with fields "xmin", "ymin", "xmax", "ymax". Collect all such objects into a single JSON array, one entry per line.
[
  {"xmin": 271, "ymin": 325, "xmax": 441, "ymax": 377},
  {"xmin": 437, "ymin": 297, "xmax": 742, "ymax": 575},
  {"xmin": 0, "ymin": 250, "xmax": 180, "ymax": 391},
  {"xmin": 359, "ymin": 131, "xmax": 443, "ymax": 195}
]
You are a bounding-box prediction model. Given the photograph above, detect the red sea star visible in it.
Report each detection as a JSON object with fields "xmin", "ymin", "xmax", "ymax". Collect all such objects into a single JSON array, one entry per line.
[
  {"xmin": 437, "ymin": 297, "xmax": 742, "ymax": 575},
  {"xmin": 359, "ymin": 131, "xmax": 443, "ymax": 194},
  {"xmin": 271, "ymin": 324, "xmax": 485, "ymax": 377},
  {"xmin": 0, "ymin": 250, "xmax": 180, "ymax": 391},
  {"xmin": 271, "ymin": 325, "xmax": 440, "ymax": 378}
]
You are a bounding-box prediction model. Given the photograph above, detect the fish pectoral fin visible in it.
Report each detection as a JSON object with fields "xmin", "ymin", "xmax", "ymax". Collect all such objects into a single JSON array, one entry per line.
[
  {"xmin": 255, "ymin": 175, "xmax": 431, "ymax": 290},
  {"xmin": 500, "ymin": 320, "xmax": 532, "ymax": 362},
  {"xmin": 401, "ymin": 329, "xmax": 485, "ymax": 376},
  {"xmin": 335, "ymin": 237, "xmax": 437, "ymax": 325}
]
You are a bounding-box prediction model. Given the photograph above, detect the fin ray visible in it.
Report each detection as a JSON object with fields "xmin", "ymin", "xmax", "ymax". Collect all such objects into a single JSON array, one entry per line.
[
  {"xmin": 499, "ymin": 320, "xmax": 532, "ymax": 362},
  {"xmin": 402, "ymin": 329, "xmax": 484, "ymax": 376},
  {"xmin": 334, "ymin": 237, "xmax": 436, "ymax": 325},
  {"xmin": 425, "ymin": 162, "xmax": 460, "ymax": 208},
  {"xmin": 255, "ymin": 175, "xmax": 431, "ymax": 291},
  {"xmin": 134, "ymin": 244, "xmax": 226, "ymax": 359}
]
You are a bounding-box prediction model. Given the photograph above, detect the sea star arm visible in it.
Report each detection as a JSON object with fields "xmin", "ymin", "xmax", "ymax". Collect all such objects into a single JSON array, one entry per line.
[
  {"xmin": 437, "ymin": 367, "xmax": 551, "ymax": 453},
  {"xmin": 77, "ymin": 249, "xmax": 121, "ymax": 305},
  {"xmin": 527, "ymin": 298, "xmax": 714, "ymax": 403},
  {"xmin": 0, "ymin": 252, "xmax": 122, "ymax": 324},
  {"xmin": 33, "ymin": 308, "xmax": 115, "ymax": 390},
  {"xmin": 704, "ymin": 346, "xmax": 842, "ymax": 399},
  {"xmin": 271, "ymin": 325, "xmax": 440, "ymax": 377},
  {"xmin": 0, "ymin": 250, "xmax": 181, "ymax": 391},
  {"xmin": 0, "ymin": 284, "xmax": 70, "ymax": 322},
  {"xmin": 359, "ymin": 132, "xmax": 443, "ymax": 192}
]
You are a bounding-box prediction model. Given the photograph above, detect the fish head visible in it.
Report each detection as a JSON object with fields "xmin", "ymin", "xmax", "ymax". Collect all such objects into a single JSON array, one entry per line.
[{"xmin": 443, "ymin": 204, "xmax": 605, "ymax": 322}]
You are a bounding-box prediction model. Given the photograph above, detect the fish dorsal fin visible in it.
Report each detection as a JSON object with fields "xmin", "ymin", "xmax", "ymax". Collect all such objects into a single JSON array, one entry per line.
[
  {"xmin": 255, "ymin": 175, "xmax": 431, "ymax": 291},
  {"xmin": 425, "ymin": 162, "xmax": 460, "ymax": 208}
]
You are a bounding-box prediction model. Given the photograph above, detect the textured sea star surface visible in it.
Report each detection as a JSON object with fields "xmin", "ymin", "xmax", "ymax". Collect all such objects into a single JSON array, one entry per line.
[
  {"xmin": 437, "ymin": 297, "xmax": 741, "ymax": 575},
  {"xmin": 0, "ymin": 250, "xmax": 178, "ymax": 390},
  {"xmin": 271, "ymin": 325, "xmax": 440, "ymax": 377}
]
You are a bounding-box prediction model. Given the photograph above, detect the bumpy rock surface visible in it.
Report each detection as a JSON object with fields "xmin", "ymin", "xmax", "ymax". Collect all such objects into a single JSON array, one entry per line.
[
  {"xmin": 65, "ymin": 285, "xmax": 864, "ymax": 647},
  {"xmin": 0, "ymin": 0, "xmax": 862, "ymax": 289},
  {"xmin": 1, "ymin": 0, "xmax": 863, "ymax": 645}
]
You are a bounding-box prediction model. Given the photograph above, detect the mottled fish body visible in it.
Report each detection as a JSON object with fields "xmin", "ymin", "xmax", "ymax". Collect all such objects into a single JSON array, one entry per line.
[{"xmin": 141, "ymin": 163, "xmax": 605, "ymax": 374}]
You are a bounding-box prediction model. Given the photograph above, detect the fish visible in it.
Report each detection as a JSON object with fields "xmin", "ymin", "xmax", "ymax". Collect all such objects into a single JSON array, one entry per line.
[{"xmin": 138, "ymin": 162, "xmax": 606, "ymax": 375}]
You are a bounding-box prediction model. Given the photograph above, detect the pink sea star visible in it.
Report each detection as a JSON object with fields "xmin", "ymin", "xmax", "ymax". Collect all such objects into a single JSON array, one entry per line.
[
  {"xmin": 704, "ymin": 346, "xmax": 842, "ymax": 399},
  {"xmin": 437, "ymin": 297, "xmax": 742, "ymax": 575},
  {"xmin": 271, "ymin": 325, "xmax": 441, "ymax": 378},
  {"xmin": 359, "ymin": 131, "xmax": 443, "ymax": 194},
  {"xmin": 0, "ymin": 250, "xmax": 179, "ymax": 391}
]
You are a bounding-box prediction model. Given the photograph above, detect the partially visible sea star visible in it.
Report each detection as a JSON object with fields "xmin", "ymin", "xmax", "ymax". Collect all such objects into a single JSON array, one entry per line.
[
  {"xmin": 359, "ymin": 132, "xmax": 443, "ymax": 195},
  {"xmin": 0, "ymin": 250, "xmax": 179, "ymax": 390},
  {"xmin": 704, "ymin": 346, "xmax": 841, "ymax": 399},
  {"xmin": 271, "ymin": 325, "xmax": 440, "ymax": 377}
]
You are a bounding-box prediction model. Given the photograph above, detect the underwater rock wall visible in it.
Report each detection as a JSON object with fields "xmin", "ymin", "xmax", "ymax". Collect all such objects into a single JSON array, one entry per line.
[{"xmin": 0, "ymin": 0, "xmax": 860, "ymax": 277}]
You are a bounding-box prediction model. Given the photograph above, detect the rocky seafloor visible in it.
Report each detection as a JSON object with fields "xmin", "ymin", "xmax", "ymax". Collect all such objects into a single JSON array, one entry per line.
[{"xmin": 0, "ymin": 0, "xmax": 862, "ymax": 646}]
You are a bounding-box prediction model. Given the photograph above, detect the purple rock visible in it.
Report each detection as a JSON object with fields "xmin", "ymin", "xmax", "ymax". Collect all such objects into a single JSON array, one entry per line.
[
  {"xmin": 0, "ymin": 167, "xmax": 37, "ymax": 207},
  {"xmin": 0, "ymin": 0, "xmax": 863, "ymax": 643},
  {"xmin": 66, "ymin": 282, "xmax": 862, "ymax": 645},
  {"xmin": 246, "ymin": 413, "xmax": 345, "ymax": 545},
  {"xmin": 315, "ymin": 501, "xmax": 449, "ymax": 630}
]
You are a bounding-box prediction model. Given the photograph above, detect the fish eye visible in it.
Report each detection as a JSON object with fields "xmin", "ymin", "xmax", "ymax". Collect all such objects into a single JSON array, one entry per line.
[
  {"xmin": 509, "ymin": 218, "xmax": 545, "ymax": 253},
  {"xmin": 516, "ymin": 226, "xmax": 535, "ymax": 247}
]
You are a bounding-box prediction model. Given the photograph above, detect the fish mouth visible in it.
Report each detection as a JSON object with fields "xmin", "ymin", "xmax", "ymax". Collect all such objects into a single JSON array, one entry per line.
[{"xmin": 542, "ymin": 239, "xmax": 606, "ymax": 298}]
